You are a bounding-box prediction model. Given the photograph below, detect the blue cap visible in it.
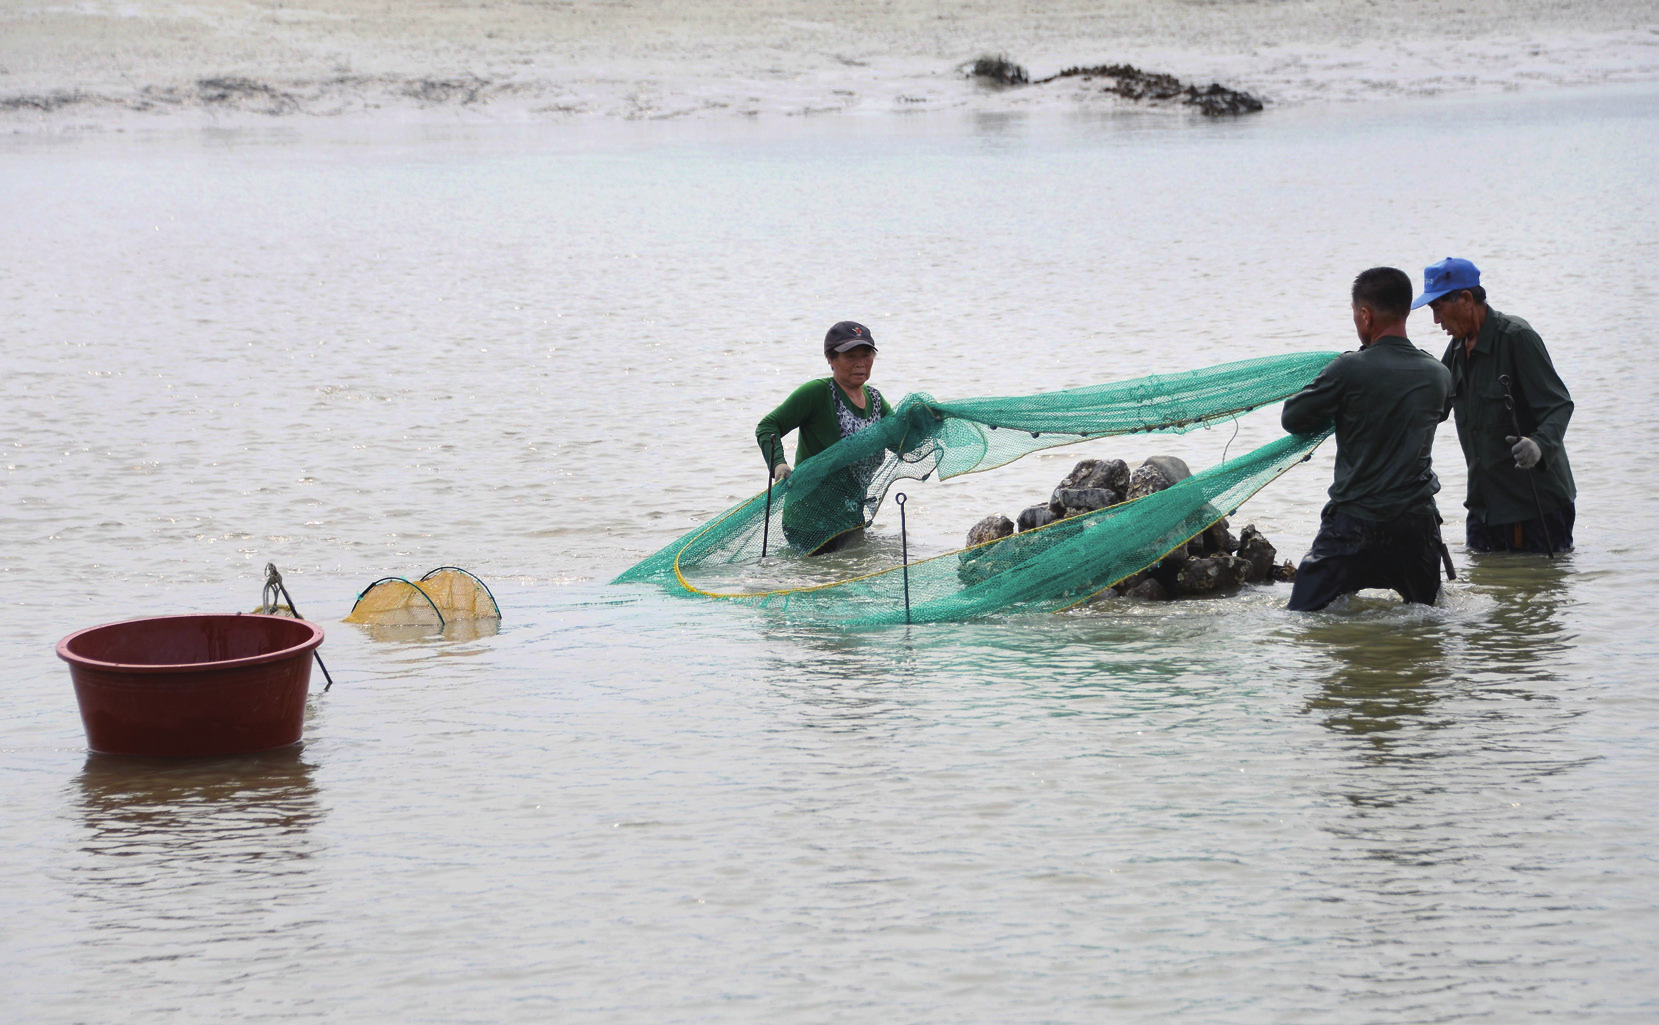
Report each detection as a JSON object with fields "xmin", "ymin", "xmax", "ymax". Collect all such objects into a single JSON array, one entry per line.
[{"xmin": 1412, "ymin": 257, "xmax": 1481, "ymax": 309}]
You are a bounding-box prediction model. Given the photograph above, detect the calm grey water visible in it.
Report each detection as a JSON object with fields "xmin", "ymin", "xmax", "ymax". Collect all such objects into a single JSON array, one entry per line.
[{"xmin": 4, "ymin": 84, "xmax": 1658, "ymax": 1023}]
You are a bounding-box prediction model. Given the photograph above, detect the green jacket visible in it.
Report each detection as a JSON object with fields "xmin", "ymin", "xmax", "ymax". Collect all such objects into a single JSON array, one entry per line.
[
  {"xmin": 1282, "ymin": 335, "xmax": 1453, "ymax": 522},
  {"xmin": 755, "ymin": 378, "xmax": 893, "ymax": 471},
  {"xmin": 1440, "ymin": 308, "xmax": 1576, "ymax": 524}
]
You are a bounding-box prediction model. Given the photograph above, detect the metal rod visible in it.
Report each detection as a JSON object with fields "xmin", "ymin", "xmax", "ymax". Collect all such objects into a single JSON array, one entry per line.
[
  {"xmin": 264, "ymin": 563, "xmax": 337, "ymax": 692},
  {"xmin": 762, "ymin": 436, "xmax": 777, "ymax": 559},
  {"xmin": 896, "ymin": 492, "xmax": 911, "ymax": 625},
  {"xmin": 1498, "ymin": 375, "xmax": 1555, "ymax": 559}
]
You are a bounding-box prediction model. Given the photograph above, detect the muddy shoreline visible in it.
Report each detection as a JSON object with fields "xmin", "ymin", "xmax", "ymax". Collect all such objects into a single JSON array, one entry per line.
[{"xmin": 4, "ymin": 0, "xmax": 1655, "ymax": 128}]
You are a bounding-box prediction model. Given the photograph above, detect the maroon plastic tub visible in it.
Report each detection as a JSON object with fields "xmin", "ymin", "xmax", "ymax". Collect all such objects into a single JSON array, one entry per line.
[{"xmin": 57, "ymin": 613, "xmax": 324, "ymax": 757}]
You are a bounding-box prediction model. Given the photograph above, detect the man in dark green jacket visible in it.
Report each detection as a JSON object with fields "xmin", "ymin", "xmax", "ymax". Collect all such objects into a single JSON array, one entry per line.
[
  {"xmin": 1414, "ymin": 257, "xmax": 1575, "ymax": 553},
  {"xmin": 1282, "ymin": 267, "xmax": 1454, "ymax": 611}
]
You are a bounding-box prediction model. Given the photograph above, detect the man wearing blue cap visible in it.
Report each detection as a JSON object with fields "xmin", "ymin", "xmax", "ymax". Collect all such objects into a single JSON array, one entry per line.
[
  {"xmin": 1414, "ymin": 258, "xmax": 1575, "ymax": 553},
  {"xmin": 1282, "ymin": 267, "xmax": 1454, "ymax": 611}
]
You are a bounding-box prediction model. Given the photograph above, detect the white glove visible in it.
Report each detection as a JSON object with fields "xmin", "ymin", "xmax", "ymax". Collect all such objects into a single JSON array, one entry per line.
[
  {"xmin": 1505, "ymin": 435, "xmax": 1542, "ymax": 470},
  {"xmin": 772, "ymin": 463, "xmax": 791, "ymax": 483}
]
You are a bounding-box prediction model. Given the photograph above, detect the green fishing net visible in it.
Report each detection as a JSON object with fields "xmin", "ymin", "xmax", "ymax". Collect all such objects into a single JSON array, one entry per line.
[{"xmin": 615, "ymin": 351, "xmax": 1339, "ymax": 624}]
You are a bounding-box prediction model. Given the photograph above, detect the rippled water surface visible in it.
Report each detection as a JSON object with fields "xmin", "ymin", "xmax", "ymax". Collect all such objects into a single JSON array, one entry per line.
[{"xmin": 4, "ymin": 84, "xmax": 1658, "ymax": 1022}]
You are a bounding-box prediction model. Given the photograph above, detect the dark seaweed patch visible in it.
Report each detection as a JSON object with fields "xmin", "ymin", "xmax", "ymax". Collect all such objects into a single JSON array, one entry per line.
[
  {"xmin": 402, "ymin": 76, "xmax": 489, "ymax": 106},
  {"xmin": 1046, "ymin": 64, "xmax": 1264, "ymax": 115},
  {"xmin": 1, "ymin": 91, "xmax": 85, "ymax": 112},
  {"xmin": 966, "ymin": 55, "xmax": 1030, "ymax": 87},
  {"xmin": 196, "ymin": 77, "xmax": 299, "ymax": 113}
]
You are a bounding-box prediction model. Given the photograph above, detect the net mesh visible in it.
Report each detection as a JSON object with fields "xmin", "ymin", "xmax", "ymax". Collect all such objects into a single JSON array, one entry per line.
[
  {"xmin": 414, "ymin": 568, "xmax": 501, "ymax": 620},
  {"xmin": 615, "ymin": 352, "xmax": 1338, "ymax": 623},
  {"xmin": 344, "ymin": 567, "xmax": 500, "ymax": 627}
]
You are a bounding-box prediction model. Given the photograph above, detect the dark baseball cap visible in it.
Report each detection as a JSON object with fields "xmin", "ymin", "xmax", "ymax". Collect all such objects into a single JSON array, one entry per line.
[{"xmin": 824, "ymin": 321, "xmax": 878, "ymax": 355}]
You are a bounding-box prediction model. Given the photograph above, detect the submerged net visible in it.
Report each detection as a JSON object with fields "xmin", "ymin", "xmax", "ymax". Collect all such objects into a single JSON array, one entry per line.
[
  {"xmin": 345, "ymin": 567, "xmax": 500, "ymax": 627},
  {"xmin": 615, "ymin": 352, "xmax": 1338, "ymax": 623}
]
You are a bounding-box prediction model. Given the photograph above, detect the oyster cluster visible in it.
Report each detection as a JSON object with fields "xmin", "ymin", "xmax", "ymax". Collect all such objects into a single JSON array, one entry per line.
[{"xmin": 962, "ymin": 456, "xmax": 1297, "ymax": 601}]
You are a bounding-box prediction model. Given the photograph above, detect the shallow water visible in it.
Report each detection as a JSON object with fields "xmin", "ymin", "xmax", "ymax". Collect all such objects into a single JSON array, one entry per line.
[{"xmin": 4, "ymin": 83, "xmax": 1658, "ymax": 1022}]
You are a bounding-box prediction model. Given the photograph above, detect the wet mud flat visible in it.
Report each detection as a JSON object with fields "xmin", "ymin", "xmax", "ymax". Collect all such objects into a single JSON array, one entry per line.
[{"xmin": 5, "ymin": 0, "xmax": 1657, "ymax": 127}]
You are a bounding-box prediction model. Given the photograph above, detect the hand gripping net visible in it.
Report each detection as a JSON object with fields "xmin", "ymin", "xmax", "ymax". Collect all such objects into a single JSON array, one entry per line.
[{"xmin": 615, "ymin": 352, "xmax": 1338, "ymax": 624}]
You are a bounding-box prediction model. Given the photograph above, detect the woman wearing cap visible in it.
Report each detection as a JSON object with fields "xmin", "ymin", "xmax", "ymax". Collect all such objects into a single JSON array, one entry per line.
[{"xmin": 755, "ymin": 321, "xmax": 894, "ymax": 554}]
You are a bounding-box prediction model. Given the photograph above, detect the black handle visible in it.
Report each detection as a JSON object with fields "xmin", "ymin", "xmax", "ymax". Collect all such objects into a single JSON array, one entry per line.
[{"xmin": 264, "ymin": 563, "xmax": 337, "ymax": 691}]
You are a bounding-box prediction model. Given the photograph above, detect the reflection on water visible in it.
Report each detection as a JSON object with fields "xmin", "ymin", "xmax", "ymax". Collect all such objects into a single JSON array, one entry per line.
[
  {"xmin": 69, "ymin": 746, "xmax": 325, "ymax": 943},
  {"xmin": 1455, "ymin": 553, "xmax": 1578, "ymax": 684},
  {"xmin": 759, "ymin": 604, "xmax": 1287, "ymax": 743},
  {"xmin": 762, "ymin": 621, "xmax": 927, "ymax": 733},
  {"xmin": 1296, "ymin": 558, "xmax": 1587, "ymax": 889},
  {"xmin": 1301, "ymin": 611, "xmax": 1456, "ymax": 750},
  {"xmin": 1277, "ymin": 563, "xmax": 1614, "ymax": 1016},
  {"xmin": 75, "ymin": 744, "xmax": 322, "ymax": 835},
  {"xmin": 1301, "ymin": 554, "xmax": 1577, "ymax": 747},
  {"xmin": 352, "ymin": 617, "xmax": 502, "ymax": 644}
]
